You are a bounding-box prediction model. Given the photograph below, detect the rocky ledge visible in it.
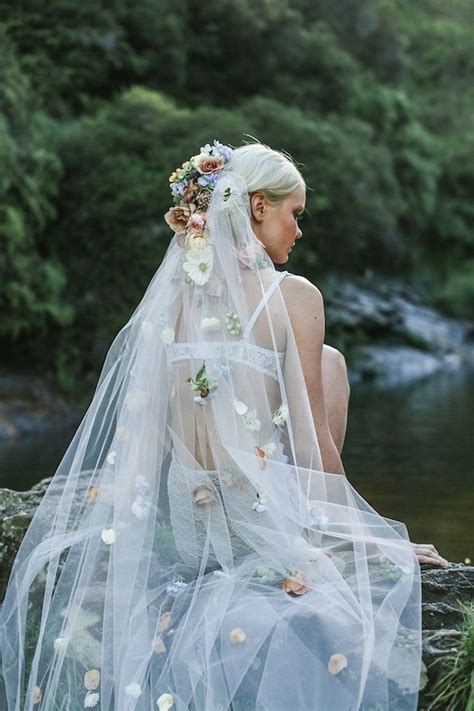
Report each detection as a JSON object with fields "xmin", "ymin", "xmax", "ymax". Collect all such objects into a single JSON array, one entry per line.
[
  {"xmin": 0, "ymin": 480, "xmax": 472, "ymax": 708},
  {"xmin": 323, "ymin": 274, "xmax": 474, "ymax": 388}
]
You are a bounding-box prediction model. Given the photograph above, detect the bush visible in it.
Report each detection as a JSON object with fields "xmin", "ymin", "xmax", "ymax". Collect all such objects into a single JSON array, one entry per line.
[
  {"xmin": 433, "ymin": 261, "xmax": 474, "ymax": 320},
  {"xmin": 0, "ymin": 28, "xmax": 73, "ymax": 346}
]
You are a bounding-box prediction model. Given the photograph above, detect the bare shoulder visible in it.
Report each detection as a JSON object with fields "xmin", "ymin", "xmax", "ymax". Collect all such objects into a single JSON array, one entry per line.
[{"xmin": 280, "ymin": 273, "xmax": 324, "ymax": 322}]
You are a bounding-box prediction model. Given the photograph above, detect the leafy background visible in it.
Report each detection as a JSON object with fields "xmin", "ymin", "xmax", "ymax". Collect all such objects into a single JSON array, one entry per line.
[{"xmin": 1, "ymin": 0, "xmax": 472, "ymax": 397}]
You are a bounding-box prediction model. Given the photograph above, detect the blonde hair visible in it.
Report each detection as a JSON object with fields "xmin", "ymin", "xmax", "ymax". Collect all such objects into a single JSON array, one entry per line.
[{"xmin": 224, "ymin": 142, "xmax": 305, "ymax": 204}]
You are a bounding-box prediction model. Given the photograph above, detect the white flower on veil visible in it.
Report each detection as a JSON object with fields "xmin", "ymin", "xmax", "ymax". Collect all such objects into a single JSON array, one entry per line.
[
  {"xmin": 160, "ymin": 327, "xmax": 175, "ymax": 345},
  {"xmin": 225, "ymin": 311, "xmax": 241, "ymax": 335},
  {"xmin": 229, "ymin": 627, "xmax": 247, "ymax": 644},
  {"xmin": 84, "ymin": 691, "xmax": 100, "ymax": 708},
  {"xmin": 157, "ymin": 692, "xmax": 175, "ymax": 710},
  {"xmin": 84, "ymin": 669, "xmax": 100, "ymax": 690},
  {"xmin": 125, "ymin": 682, "xmax": 142, "ymax": 699},
  {"xmin": 131, "ymin": 501, "xmax": 149, "ymax": 520},
  {"xmin": 200, "ymin": 316, "xmax": 221, "ymax": 332},
  {"xmin": 116, "ymin": 424, "xmax": 127, "ymax": 440},
  {"xmin": 53, "ymin": 636, "xmax": 68, "ymax": 654},
  {"xmin": 106, "ymin": 450, "xmax": 116, "ymax": 465},
  {"xmin": 101, "ymin": 528, "xmax": 116, "ymax": 545},
  {"xmin": 233, "ymin": 399, "xmax": 248, "ymax": 415},
  {"xmin": 328, "ymin": 653, "xmax": 348, "ymax": 675},
  {"xmin": 243, "ymin": 409, "xmax": 261, "ymax": 432},
  {"xmin": 272, "ymin": 402, "xmax": 289, "ymax": 426},
  {"xmin": 252, "ymin": 492, "xmax": 268, "ymax": 512}
]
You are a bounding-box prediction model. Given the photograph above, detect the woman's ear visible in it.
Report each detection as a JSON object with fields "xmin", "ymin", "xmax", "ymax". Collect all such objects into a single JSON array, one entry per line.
[{"xmin": 250, "ymin": 192, "xmax": 266, "ymax": 223}]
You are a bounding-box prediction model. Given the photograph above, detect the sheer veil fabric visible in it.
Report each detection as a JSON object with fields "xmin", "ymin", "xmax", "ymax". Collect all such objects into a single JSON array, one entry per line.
[{"xmin": 1, "ymin": 169, "xmax": 421, "ymax": 710}]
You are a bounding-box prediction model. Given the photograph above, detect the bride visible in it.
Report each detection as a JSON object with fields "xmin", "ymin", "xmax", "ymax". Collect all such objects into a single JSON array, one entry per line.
[{"xmin": 1, "ymin": 140, "xmax": 447, "ymax": 710}]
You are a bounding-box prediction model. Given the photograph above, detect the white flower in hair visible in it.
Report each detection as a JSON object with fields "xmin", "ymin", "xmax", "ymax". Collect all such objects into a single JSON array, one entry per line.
[
  {"xmin": 185, "ymin": 233, "xmax": 209, "ymax": 252},
  {"xmin": 125, "ymin": 682, "xmax": 142, "ymax": 699},
  {"xmin": 101, "ymin": 528, "xmax": 117, "ymax": 545},
  {"xmin": 182, "ymin": 245, "xmax": 214, "ymax": 285},
  {"xmin": 200, "ymin": 316, "xmax": 221, "ymax": 332},
  {"xmin": 160, "ymin": 327, "xmax": 175, "ymax": 345}
]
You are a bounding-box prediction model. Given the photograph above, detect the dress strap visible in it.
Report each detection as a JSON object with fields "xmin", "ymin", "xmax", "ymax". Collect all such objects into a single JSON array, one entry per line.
[{"xmin": 243, "ymin": 270, "xmax": 289, "ymax": 340}]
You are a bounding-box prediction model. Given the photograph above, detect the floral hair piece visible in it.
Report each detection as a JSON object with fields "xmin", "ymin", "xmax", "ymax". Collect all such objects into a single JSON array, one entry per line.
[{"xmin": 164, "ymin": 140, "xmax": 233, "ymax": 285}]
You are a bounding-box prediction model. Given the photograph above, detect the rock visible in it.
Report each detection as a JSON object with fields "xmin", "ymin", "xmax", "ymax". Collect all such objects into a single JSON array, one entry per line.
[
  {"xmin": 419, "ymin": 563, "xmax": 474, "ymax": 709},
  {"xmin": 348, "ymin": 345, "xmax": 469, "ymax": 387},
  {"xmin": 323, "ymin": 275, "xmax": 474, "ymax": 387},
  {"xmin": 0, "ymin": 477, "xmax": 53, "ymax": 598}
]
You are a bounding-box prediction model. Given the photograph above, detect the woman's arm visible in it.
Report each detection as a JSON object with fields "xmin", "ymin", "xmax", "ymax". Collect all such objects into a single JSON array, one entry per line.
[{"xmin": 283, "ymin": 275, "xmax": 346, "ymax": 476}]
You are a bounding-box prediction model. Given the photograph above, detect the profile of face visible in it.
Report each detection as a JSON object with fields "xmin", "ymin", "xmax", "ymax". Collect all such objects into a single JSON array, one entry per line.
[{"xmin": 250, "ymin": 185, "xmax": 305, "ymax": 265}]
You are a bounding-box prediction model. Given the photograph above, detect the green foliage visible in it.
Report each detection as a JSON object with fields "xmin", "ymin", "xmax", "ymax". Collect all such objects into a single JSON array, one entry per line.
[
  {"xmin": 0, "ymin": 1, "xmax": 132, "ymax": 117},
  {"xmin": 432, "ymin": 261, "xmax": 474, "ymax": 320},
  {"xmin": 239, "ymin": 97, "xmax": 405, "ymax": 271},
  {"xmin": 0, "ymin": 0, "xmax": 472, "ymax": 390},
  {"xmin": 0, "ymin": 27, "xmax": 73, "ymax": 343},
  {"xmin": 427, "ymin": 134, "xmax": 474, "ymax": 271}
]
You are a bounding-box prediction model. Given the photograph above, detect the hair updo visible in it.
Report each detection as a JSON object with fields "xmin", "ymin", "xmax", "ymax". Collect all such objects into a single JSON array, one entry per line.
[{"xmin": 223, "ymin": 142, "xmax": 305, "ymax": 205}]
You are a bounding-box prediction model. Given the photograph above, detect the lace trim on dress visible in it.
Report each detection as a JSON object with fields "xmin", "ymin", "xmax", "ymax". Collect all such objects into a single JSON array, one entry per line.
[{"xmin": 166, "ymin": 341, "xmax": 285, "ymax": 382}]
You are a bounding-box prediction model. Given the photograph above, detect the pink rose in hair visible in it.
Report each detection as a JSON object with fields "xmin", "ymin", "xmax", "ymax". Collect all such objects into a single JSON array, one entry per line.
[
  {"xmin": 164, "ymin": 205, "xmax": 194, "ymax": 233},
  {"xmin": 192, "ymin": 154, "xmax": 224, "ymax": 175},
  {"xmin": 186, "ymin": 212, "xmax": 207, "ymax": 236}
]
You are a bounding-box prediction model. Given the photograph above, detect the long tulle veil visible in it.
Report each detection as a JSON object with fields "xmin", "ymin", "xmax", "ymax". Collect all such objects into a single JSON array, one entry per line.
[{"xmin": 1, "ymin": 143, "xmax": 421, "ymax": 710}]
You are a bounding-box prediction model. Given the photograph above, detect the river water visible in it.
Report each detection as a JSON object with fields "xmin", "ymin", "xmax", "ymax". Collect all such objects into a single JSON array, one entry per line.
[
  {"xmin": 343, "ymin": 366, "xmax": 473, "ymax": 563},
  {"xmin": 1, "ymin": 367, "xmax": 472, "ymax": 562}
]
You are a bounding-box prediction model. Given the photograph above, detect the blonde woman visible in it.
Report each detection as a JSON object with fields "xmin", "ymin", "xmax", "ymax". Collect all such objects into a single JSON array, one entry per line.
[{"xmin": 1, "ymin": 140, "xmax": 444, "ymax": 710}]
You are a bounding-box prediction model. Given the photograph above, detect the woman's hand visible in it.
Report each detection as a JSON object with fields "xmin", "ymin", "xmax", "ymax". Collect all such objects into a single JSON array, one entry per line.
[{"xmin": 411, "ymin": 542, "xmax": 449, "ymax": 568}]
